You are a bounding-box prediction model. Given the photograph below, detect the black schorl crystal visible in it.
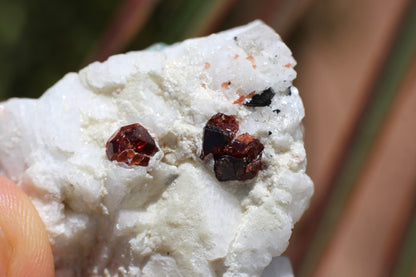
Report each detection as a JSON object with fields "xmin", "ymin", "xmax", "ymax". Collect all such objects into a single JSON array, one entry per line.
[{"xmin": 244, "ymin": 87, "xmax": 275, "ymax": 107}]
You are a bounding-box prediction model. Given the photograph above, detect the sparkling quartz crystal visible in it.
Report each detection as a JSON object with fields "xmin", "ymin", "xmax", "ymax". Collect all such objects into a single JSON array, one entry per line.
[{"xmin": 0, "ymin": 21, "xmax": 313, "ymax": 277}]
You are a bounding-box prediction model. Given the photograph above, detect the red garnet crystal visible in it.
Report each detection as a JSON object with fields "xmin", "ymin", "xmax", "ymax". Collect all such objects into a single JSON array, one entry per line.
[
  {"xmin": 200, "ymin": 113, "xmax": 239, "ymax": 159},
  {"xmin": 225, "ymin": 133, "xmax": 264, "ymax": 160},
  {"xmin": 201, "ymin": 113, "xmax": 264, "ymax": 181},
  {"xmin": 106, "ymin": 123, "xmax": 159, "ymax": 166},
  {"xmin": 214, "ymin": 134, "xmax": 264, "ymax": 181}
]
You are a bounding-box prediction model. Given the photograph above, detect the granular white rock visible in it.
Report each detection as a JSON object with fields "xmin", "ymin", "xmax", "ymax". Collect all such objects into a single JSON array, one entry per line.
[{"xmin": 0, "ymin": 20, "xmax": 313, "ymax": 276}]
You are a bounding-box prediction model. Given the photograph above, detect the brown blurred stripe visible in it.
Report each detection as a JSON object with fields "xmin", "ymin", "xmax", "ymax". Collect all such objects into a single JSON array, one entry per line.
[
  {"xmin": 298, "ymin": 0, "xmax": 416, "ymax": 274},
  {"xmin": 258, "ymin": 0, "xmax": 316, "ymax": 38},
  {"xmin": 313, "ymin": 49, "xmax": 416, "ymax": 276},
  {"xmin": 285, "ymin": 0, "xmax": 412, "ymax": 273},
  {"xmin": 188, "ymin": 0, "xmax": 238, "ymax": 37},
  {"xmin": 221, "ymin": 0, "xmax": 316, "ymax": 39},
  {"xmin": 87, "ymin": 0, "xmax": 161, "ymax": 62}
]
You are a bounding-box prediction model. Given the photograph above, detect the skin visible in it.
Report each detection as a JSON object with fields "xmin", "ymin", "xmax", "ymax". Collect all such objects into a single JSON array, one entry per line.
[{"xmin": 0, "ymin": 175, "xmax": 54, "ymax": 277}]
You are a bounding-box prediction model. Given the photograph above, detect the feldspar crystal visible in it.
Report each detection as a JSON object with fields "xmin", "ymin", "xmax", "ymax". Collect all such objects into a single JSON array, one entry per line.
[{"xmin": 0, "ymin": 21, "xmax": 313, "ymax": 277}]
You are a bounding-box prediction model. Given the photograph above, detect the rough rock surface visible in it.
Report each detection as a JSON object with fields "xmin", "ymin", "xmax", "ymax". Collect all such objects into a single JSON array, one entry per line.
[{"xmin": 0, "ymin": 21, "xmax": 313, "ymax": 277}]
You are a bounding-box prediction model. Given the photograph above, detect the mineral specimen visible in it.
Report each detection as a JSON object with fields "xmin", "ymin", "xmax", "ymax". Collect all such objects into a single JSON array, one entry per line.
[
  {"xmin": 214, "ymin": 133, "xmax": 264, "ymax": 181},
  {"xmin": 106, "ymin": 123, "xmax": 159, "ymax": 166},
  {"xmin": 201, "ymin": 113, "xmax": 265, "ymax": 182},
  {"xmin": 0, "ymin": 21, "xmax": 313, "ymax": 276},
  {"xmin": 244, "ymin": 87, "xmax": 276, "ymax": 107},
  {"xmin": 200, "ymin": 113, "xmax": 239, "ymax": 159}
]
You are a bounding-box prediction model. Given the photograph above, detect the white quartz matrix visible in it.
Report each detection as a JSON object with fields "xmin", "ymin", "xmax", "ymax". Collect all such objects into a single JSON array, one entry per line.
[{"xmin": 0, "ymin": 21, "xmax": 313, "ymax": 277}]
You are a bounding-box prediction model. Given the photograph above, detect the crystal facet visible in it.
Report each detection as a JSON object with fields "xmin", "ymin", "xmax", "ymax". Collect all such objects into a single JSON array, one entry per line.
[
  {"xmin": 106, "ymin": 123, "xmax": 158, "ymax": 166},
  {"xmin": 200, "ymin": 113, "xmax": 239, "ymax": 159},
  {"xmin": 214, "ymin": 133, "xmax": 264, "ymax": 181},
  {"xmin": 201, "ymin": 114, "xmax": 264, "ymax": 181}
]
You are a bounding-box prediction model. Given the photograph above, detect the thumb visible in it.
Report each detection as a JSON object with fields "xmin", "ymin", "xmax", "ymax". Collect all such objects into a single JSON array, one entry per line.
[{"xmin": 0, "ymin": 175, "xmax": 54, "ymax": 277}]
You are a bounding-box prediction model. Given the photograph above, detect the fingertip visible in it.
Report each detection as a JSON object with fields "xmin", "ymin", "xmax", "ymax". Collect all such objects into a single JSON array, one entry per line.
[
  {"xmin": 0, "ymin": 175, "xmax": 55, "ymax": 277},
  {"xmin": 0, "ymin": 225, "xmax": 12, "ymax": 277}
]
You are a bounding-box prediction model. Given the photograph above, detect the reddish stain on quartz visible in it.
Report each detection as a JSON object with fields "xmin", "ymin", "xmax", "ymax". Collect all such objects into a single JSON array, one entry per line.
[
  {"xmin": 201, "ymin": 113, "xmax": 264, "ymax": 181},
  {"xmin": 221, "ymin": 81, "xmax": 231, "ymax": 89},
  {"xmin": 106, "ymin": 123, "xmax": 158, "ymax": 166}
]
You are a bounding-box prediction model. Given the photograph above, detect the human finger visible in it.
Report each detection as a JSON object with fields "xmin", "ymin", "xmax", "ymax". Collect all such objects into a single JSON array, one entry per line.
[{"xmin": 0, "ymin": 175, "xmax": 54, "ymax": 277}]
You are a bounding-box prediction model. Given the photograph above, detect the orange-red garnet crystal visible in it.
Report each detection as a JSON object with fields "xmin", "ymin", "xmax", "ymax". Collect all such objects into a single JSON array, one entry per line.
[
  {"xmin": 200, "ymin": 113, "xmax": 239, "ymax": 159},
  {"xmin": 201, "ymin": 113, "xmax": 264, "ymax": 181},
  {"xmin": 106, "ymin": 123, "xmax": 159, "ymax": 166}
]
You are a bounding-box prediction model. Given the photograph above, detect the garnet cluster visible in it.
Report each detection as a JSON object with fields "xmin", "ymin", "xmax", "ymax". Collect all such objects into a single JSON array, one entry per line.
[
  {"xmin": 106, "ymin": 123, "xmax": 159, "ymax": 166},
  {"xmin": 201, "ymin": 113, "xmax": 264, "ymax": 181}
]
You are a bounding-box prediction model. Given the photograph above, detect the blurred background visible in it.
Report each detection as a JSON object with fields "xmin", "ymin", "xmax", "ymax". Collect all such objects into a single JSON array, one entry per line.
[{"xmin": 0, "ymin": 0, "xmax": 415, "ymax": 276}]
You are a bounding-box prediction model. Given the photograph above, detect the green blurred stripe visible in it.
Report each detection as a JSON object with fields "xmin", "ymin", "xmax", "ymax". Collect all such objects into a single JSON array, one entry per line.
[
  {"xmin": 161, "ymin": 0, "xmax": 219, "ymax": 42},
  {"xmin": 298, "ymin": 1, "xmax": 416, "ymax": 276},
  {"xmin": 130, "ymin": 0, "xmax": 234, "ymax": 50},
  {"xmin": 392, "ymin": 193, "xmax": 416, "ymax": 277}
]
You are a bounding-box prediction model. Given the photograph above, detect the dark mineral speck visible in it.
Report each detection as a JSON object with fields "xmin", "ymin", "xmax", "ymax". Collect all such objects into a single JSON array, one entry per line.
[
  {"xmin": 106, "ymin": 123, "xmax": 158, "ymax": 166},
  {"xmin": 273, "ymin": 109, "xmax": 281, "ymax": 114},
  {"xmin": 268, "ymin": 131, "xmax": 272, "ymax": 135},
  {"xmin": 288, "ymin": 86, "xmax": 293, "ymax": 96},
  {"xmin": 244, "ymin": 87, "xmax": 275, "ymax": 107}
]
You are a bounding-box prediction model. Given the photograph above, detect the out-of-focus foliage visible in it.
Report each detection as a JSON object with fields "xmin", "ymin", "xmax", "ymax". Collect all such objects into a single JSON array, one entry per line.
[{"xmin": 0, "ymin": 0, "xmax": 117, "ymax": 100}]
